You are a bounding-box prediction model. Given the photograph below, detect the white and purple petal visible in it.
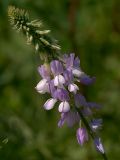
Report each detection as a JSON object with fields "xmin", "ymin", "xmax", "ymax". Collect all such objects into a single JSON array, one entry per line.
[
  {"xmin": 68, "ymin": 83, "xmax": 79, "ymax": 94},
  {"xmin": 44, "ymin": 98, "xmax": 57, "ymax": 110},
  {"xmin": 58, "ymin": 101, "xmax": 70, "ymax": 113},
  {"xmin": 35, "ymin": 79, "xmax": 49, "ymax": 94},
  {"xmin": 72, "ymin": 68, "xmax": 83, "ymax": 77},
  {"xmin": 54, "ymin": 74, "xmax": 65, "ymax": 87}
]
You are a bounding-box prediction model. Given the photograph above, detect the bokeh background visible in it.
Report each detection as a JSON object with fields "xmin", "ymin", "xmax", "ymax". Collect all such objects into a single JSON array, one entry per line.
[{"xmin": 0, "ymin": 0, "xmax": 120, "ymax": 159}]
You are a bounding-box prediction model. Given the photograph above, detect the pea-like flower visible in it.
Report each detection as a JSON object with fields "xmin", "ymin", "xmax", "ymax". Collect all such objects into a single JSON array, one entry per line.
[{"xmin": 76, "ymin": 128, "xmax": 88, "ymax": 145}]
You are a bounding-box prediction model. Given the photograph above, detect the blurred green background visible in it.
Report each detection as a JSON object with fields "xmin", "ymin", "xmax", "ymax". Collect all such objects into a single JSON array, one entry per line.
[{"xmin": 0, "ymin": 0, "xmax": 120, "ymax": 159}]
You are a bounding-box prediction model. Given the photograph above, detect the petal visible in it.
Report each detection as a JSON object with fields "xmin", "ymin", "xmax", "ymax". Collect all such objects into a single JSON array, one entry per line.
[
  {"xmin": 80, "ymin": 74, "xmax": 96, "ymax": 85},
  {"xmin": 73, "ymin": 57, "xmax": 80, "ymax": 68},
  {"xmin": 57, "ymin": 88, "xmax": 69, "ymax": 101},
  {"xmin": 66, "ymin": 111, "xmax": 80, "ymax": 127},
  {"xmin": 35, "ymin": 79, "xmax": 49, "ymax": 93},
  {"xmin": 58, "ymin": 113, "xmax": 66, "ymax": 127},
  {"xmin": 58, "ymin": 101, "xmax": 70, "ymax": 112},
  {"xmin": 50, "ymin": 60, "xmax": 63, "ymax": 75},
  {"xmin": 38, "ymin": 64, "xmax": 50, "ymax": 80},
  {"xmin": 63, "ymin": 69, "xmax": 73, "ymax": 84},
  {"xmin": 94, "ymin": 138, "xmax": 104, "ymax": 154},
  {"xmin": 68, "ymin": 83, "xmax": 79, "ymax": 94},
  {"xmin": 90, "ymin": 119, "xmax": 102, "ymax": 130},
  {"xmin": 44, "ymin": 98, "xmax": 57, "ymax": 110},
  {"xmin": 76, "ymin": 128, "xmax": 88, "ymax": 146},
  {"xmin": 54, "ymin": 75, "xmax": 65, "ymax": 86},
  {"xmin": 72, "ymin": 68, "xmax": 83, "ymax": 77}
]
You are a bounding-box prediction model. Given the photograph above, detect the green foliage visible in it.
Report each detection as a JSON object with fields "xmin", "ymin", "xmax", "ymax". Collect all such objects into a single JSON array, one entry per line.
[{"xmin": 0, "ymin": 0, "xmax": 120, "ymax": 160}]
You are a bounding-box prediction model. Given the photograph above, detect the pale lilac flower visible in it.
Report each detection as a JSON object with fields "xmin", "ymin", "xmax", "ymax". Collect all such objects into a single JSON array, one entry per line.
[
  {"xmin": 76, "ymin": 128, "xmax": 88, "ymax": 145},
  {"xmin": 94, "ymin": 137, "xmax": 104, "ymax": 154}
]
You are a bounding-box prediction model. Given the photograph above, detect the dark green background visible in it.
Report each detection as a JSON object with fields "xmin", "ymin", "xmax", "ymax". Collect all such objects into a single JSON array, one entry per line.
[{"xmin": 0, "ymin": 0, "xmax": 120, "ymax": 159}]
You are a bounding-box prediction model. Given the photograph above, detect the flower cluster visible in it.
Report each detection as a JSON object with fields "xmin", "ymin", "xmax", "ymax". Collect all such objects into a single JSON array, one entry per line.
[{"xmin": 35, "ymin": 53, "xmax": 104, "ymax": 153}]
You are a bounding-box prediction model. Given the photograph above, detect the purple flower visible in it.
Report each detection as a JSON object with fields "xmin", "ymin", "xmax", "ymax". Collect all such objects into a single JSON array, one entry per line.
[
  {"xmin": 90, "ymin": 119, "xmax": 102, "ymax": 131},
  {"xmin": 80, "ymin": 74, "xmax": 96, "ymax": 85},
  {"xmin": 38, "ymin": 64, "xmax": 50, "ymax": 80},
  {"xmin": 64, "ymin": 53, "xmax": 80, "ymax": 69},
  {"xmin": 50, "ymin": 60, "xmax": 63, "ymax": 75},
  {"xmin": 58, "ymin": 111, "xmax": 80, "ymax": 127},
  {"xmin": 76, "ymin": 128, "xmax": 88, "ymax": 145},
  {"xmin": 64, "ymin": 69, "xmax": 79, "ymax": 93},
  {"xmin": 56, "ymin": 88, "xmax": 69, "ymax": 101},
  {"xmin": 55, "ymin": 88, "xmax": 70, "ymax": 112},
  {"xmin": 48, "ymin": 80, "xmax": 57, "ymax": 98},
  {"xmin": 50, "ymin": 60, "xmax": 65, "ymax": 87},
  {"xmin": 73, "ymin": 56, "xmax": 80, "ymax": 68},
  {"xmin": 94, "ymin": 137, "xmax": 104, "ymax": 154},
  {"xmin": 64, "ymin": 69, "xmax": 73, "ymax": 84}
]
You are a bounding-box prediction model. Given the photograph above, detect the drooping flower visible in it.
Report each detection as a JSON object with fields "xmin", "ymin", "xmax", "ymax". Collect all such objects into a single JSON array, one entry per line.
[
  {"xmin": 76, "ymin": 127, "xmax": 88, "ymax": 145},
  {"xmin": 94, "ymin": 137, "xmax": 104, "ymax": 154},
  {"xmin": 58, "ymin": 110, "xmax": 80, "ymax": 127}
]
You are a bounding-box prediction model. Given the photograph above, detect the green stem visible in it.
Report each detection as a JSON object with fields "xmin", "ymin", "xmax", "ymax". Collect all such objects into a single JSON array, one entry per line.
[{"xmin": 75, "ymin": 107, "xmax": 108, "ymax": 160}]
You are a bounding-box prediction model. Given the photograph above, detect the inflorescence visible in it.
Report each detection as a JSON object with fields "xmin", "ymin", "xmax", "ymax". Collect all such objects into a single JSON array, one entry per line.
[
  {"xmin": 8, "ymin": 6, "xmax": 108, "ymax": 160},
  {"xmin": 35, "ymin": 53, "xmax": 104, "ymax": 153}
]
